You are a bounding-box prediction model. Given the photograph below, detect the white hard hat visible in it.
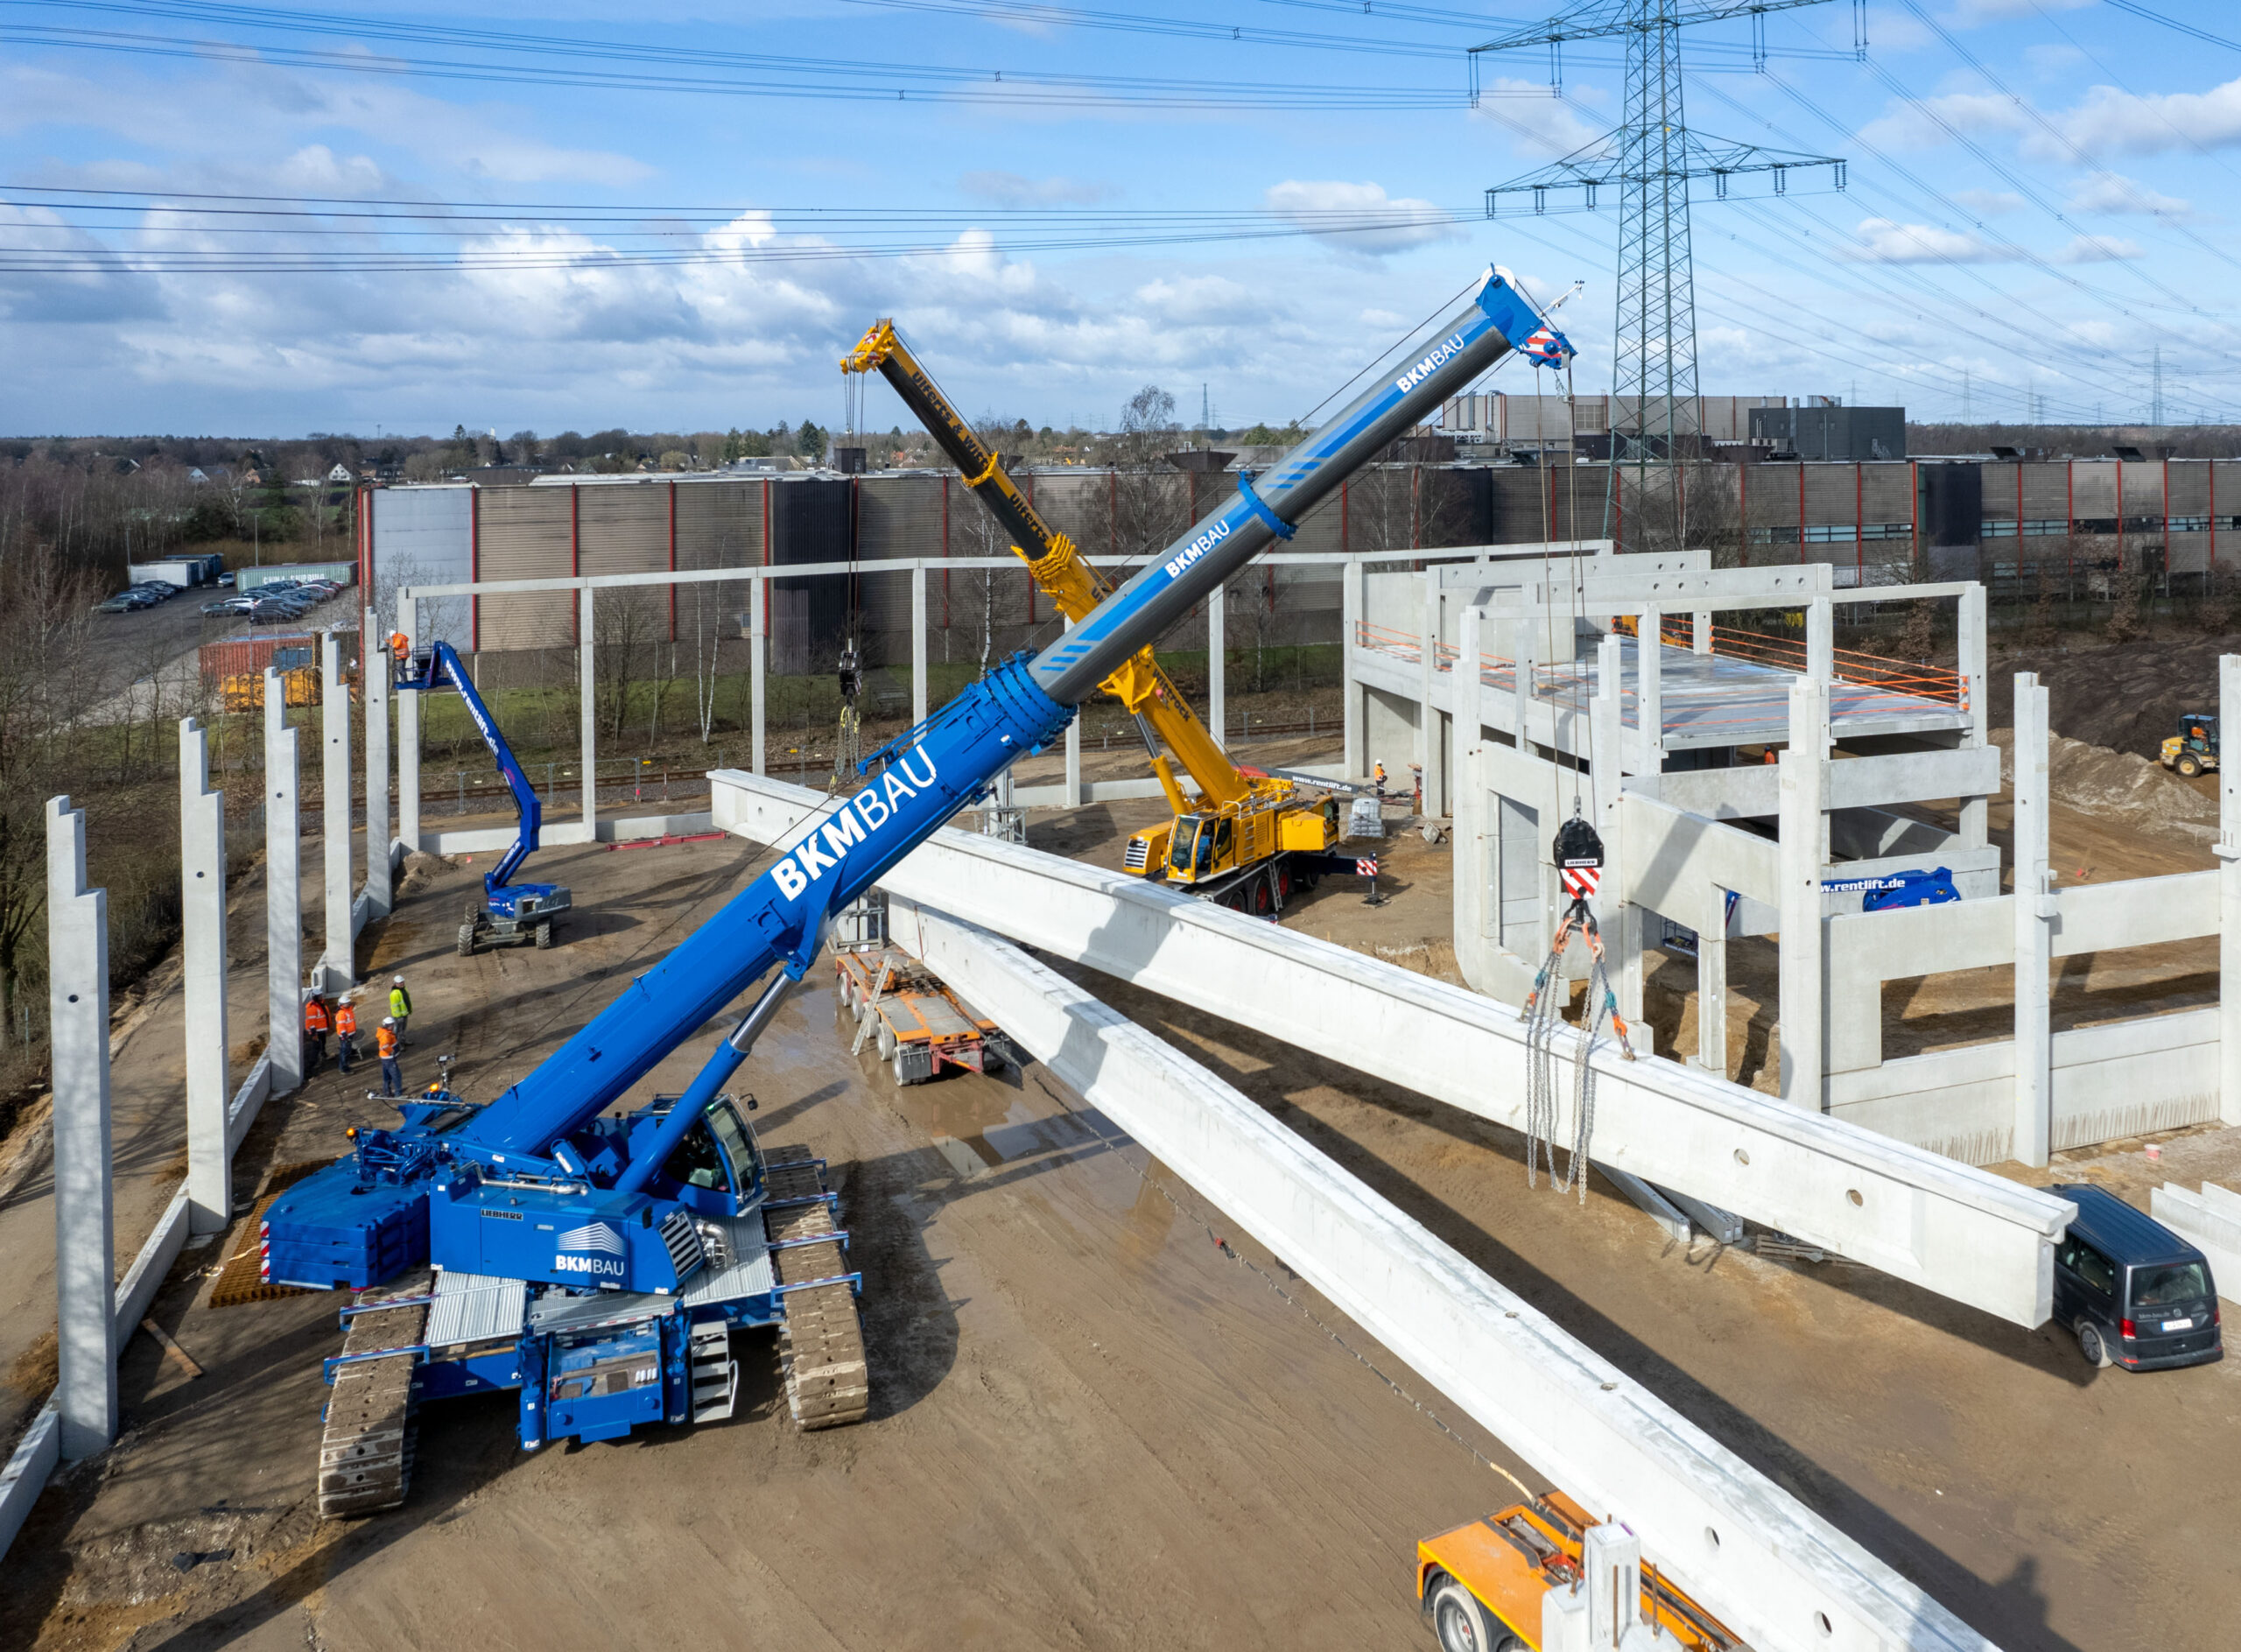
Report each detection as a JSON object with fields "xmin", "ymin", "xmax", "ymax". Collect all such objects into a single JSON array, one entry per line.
[
  {"xmin": 392, "ymin": 974, "xmax": 404, "ymax": 984},
  {"xmin": 382, "ymin": 1016, "xmax": 396, "ymax": 1026}
]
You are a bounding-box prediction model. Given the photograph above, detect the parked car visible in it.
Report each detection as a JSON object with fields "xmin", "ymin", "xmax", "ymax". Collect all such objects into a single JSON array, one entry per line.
[
  {"xmin": 95, "ymin": 593, "xmax": 144, "ymax": 614},
  {"xmin": 215, "ymin": 571, "xmax": 235, "ymax": 587},
  {"xmin": 201, "ymin": 597, "xmax": 253, "ymax": 615},
  {"xmin": 2051, "ymin": 1184, "xmax": 2223, "ymax": 1371}
]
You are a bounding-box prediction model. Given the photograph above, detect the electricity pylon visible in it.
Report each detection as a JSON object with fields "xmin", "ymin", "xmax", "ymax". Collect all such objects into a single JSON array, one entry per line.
[{"xmin": 1472, "ymin": 0, "xmax": 1848, "ymax": 550}]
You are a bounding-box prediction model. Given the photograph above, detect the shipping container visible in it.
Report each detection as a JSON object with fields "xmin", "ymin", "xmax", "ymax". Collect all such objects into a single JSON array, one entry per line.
[
  {"xmin": 128, "ymin": 555, "xmax": 222, "ymax": 587},
  {"xmin": 236, "ymin": 560, "xmax": 357, "ymax": 592},
  {"xmin": 199, "ymin": 630, "xmax": 357, "ymax": 684}
]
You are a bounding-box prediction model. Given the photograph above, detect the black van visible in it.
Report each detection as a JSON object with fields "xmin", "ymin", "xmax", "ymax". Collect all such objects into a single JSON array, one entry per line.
[{"xmin": 2051, "ymin": 1185, "xmax": 2223, "ymax": 1371}]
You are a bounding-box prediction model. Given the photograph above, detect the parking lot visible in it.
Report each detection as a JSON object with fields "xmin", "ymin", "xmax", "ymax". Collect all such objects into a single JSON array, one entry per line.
[{"xmin": 82, "ymin": 573, "xmax": 358, "ymax": 721}]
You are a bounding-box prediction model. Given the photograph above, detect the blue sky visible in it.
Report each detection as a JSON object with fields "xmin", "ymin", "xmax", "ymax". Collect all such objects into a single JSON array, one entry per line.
[{"xmin": 3, "ymin": 0, "xmax": 2238, "ymax": 437}]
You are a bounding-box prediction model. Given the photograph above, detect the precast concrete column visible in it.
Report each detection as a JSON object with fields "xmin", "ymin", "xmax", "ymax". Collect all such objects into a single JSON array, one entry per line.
[
  {"xmin": 2221, "ymin": 654, "xmax": 2241, "ymax": 1126},
  {"xmin": 263, "ymin": 673, "xmax": 303, "ymax": 1098},
  {"xmin": 1423, "ymin": 585, "xmax": 1447, "ymax": 817},
  {"xmin": 1063, "ymin": 615, "xmax": 1083, "ymax": 808},
  {"xmin": 1697, "ymin": 917, "xmax": 1728, "ymax": 1078},
  {"xmin": 179, "ymin": 718, "xmax": 232, "ymax": 1232},
  {"xmin": 1693, "ymin": 608, "xmax": 1712, "ymax": 656},
  {"xmin": 1638, "ymin": 601, "xmax": 1663, "ymax": 770},
  {"xmin": 397, "ymin": 601, "xmax": 421, "ymax": 853},
  {"xmin": 2013, "ymin": 672, "xmax": 2054, "ymax": 1167},
  {"xmin": 579, "ymin": 585, "xmax": 598, "ymax": 837},
  {"xmin": 320, "ymin": 634, "xmax": 353, "ymax": 991},
  {"xmin": 46, "ymin": 796, "xmax": 116, "ymax": 1459},
  {"xmin": 1514, "ymin": 609, "xmax": 1537, "ymax": 756},
  {"xmin": 1458, "ymin": 606, "xmax": 1483, "ymax": 742},
  {"xmin": 1208, "ymin": 580, "xmax": 1227, "ymax": 749},
  {"xmin": 910, "ymin": 562, "xmax": 929, "ymax": 728},
  {"xmin": 1591, "ymin": 634, "xmax": 1642, "ymax": 1033},
  {"xmin": 363, "ymin": 609, "xmax": 391, "ymax": 917},
  {"xmin": 1777, "ymin": 675, "xmax": 1828, "ymax": 1110},
  {"xmin": 1341, "ymin": 559, "xmax": 1366, "ymax": 777},
  {"xmin": 750, "ymin": 572, "xmax": 768, "ymax": 777},
  {"xmin": 1958, "ymin": 586, "xmax": 1990, "ymax": 849},
  {"xmin": 1807, "ymin": 595, "xmax": 1834, "ymax": 685}
]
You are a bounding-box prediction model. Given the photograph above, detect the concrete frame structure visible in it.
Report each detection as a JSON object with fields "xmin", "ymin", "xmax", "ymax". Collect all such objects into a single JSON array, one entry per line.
[
  {"xmin": 713, "ymin": 769, "xmax": 2074, "ymax": 1328},
  {"xmin": 391, "ymin": 549, "xmax": 1518, "ymax": 852},
  {"xmin": 363, "ymin": 608, "xmax": 392, "ymax": 919},
  {"xmin": 885, "ymin": 895, "xmax": 1995, "ymax": 1652},
  {"xmin": 320, "ymin": 631, "xmax": 354, "ymax": 991},
  {"xmin": 179, "ymin": 718, "xmax": 231, "ymax": 1234},
  {"xmin": 46, "ymin": 797, "xmax": 116, "ymax": 1459},
  {"xmin": 265, "ymin": 671, "xmax": 305, "ymax": 1098}
]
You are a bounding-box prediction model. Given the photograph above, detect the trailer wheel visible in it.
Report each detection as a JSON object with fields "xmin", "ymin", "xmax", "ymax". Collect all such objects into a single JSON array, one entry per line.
[
  {"xmin": 456, "ymin": 922, "xmax": 477, "ymax": 958},
  {"xmin": 891, "ymin": 1050, "xmax": 911, "ymax": 1086},
  {"xmin": 533, "ymin": 919, "xmax": 553, "ymax": 949},
  {"xmin": 877, "ymin": 1023, "xmax": 897, "ymax": 1061},
  {"xmin": 1428, "ymin": 1579, "xmax": 1506, "ymax": 1652}
]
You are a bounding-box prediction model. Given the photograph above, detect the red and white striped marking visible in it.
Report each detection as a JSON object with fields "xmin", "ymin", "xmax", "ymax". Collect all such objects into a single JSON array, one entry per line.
[
  {"xmin": 1355, "ymin": 858, "xmax": 1379, "ymax": 877},
  {"xmin": 1561, "ymin": 864, "xmax": 1601, "ymax": 898}
]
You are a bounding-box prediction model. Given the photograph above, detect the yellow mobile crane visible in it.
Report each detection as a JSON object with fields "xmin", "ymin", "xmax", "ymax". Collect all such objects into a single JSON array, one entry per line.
[{"xmin": 842, "ymin": 320, "xmax": 1361, "ymax": 916}]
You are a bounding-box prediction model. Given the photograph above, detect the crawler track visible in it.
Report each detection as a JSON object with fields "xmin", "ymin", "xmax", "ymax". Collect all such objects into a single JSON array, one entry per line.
[
  {"xmin": 316, "ymin": 1271, "xmax": 431, "ymax": 1519},
  {"xmin": 762, "ymin": 1149, "xmax": 869, "ymax": 1431}
]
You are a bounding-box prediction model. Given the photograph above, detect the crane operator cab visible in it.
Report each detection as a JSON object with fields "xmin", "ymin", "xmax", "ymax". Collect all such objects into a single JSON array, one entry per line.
[
  {"xmin": 650, "ymin": 1093, "xmax": 767, "ymax": 1221},
  {"xmin": 1167, "ymin": 812, "xmax": 1232, "ymax": 882}
]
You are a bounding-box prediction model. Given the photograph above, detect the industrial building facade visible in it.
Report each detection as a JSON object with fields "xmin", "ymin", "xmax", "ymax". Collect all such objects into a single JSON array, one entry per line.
[{"xmin": 360, "ymin": 455, "xmax": 2241, "ymax": 670}]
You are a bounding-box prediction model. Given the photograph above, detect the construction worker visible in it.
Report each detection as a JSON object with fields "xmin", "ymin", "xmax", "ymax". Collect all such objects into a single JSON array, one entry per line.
[
  {"xmin": 303, "ymin": 995, "xmax": 330, "ymax": 1075},
  {"xmin": 377, "ymin": 1017, "xmax": 403, "ymax": 1098},
  {"xmin": 388, "ymin": 974, "xmax": 413, "ymax": 1045},
  {"xmin": 334, "ymin": 995, "xmax": 358, "ymax": 1075},
  {"xmin": 1373, "ymin": 759, "xmax": 1387, "ymax": 798},
  {"xmin": 390, "ymin": 631, "xmax": 411, "ymax": 670}
]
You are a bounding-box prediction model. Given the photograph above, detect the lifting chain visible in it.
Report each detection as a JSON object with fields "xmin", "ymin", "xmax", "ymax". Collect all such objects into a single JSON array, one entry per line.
[{"xmin": 1521, "ymin": 812, "xmax": 1636, "ymax": 1204}]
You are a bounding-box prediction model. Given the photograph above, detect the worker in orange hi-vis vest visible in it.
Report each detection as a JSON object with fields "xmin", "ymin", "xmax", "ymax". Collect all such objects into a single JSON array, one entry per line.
[
  {"xmin": 303, "ymin": 995, "xmax": 330, "ymax": 1075},
  {"xmin": 390, "ymin": 631, "xmax": 411, "ymax": 668},
  {"xmin": 334, "ymin": 996, "xmax": 359, "ymax": 1076},
  {"xmin": 376, "ymin": 1018, "xmax": 403, "ymax": 1098}
]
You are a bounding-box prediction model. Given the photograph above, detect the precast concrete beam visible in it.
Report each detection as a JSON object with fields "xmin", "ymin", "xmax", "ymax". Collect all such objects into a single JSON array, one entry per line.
[
  {"xmin": 179, "ymin": 719, "xmax": 231, "ymax": 1234},
  {"xmin": 884, "ymin": 897, "xmax": 1999, "ymax": 1652},
  {"xmin": 264, "ymin": 673, "xmax": 304, "ymax": 1096},
  {"xmin": 46, "ymin": 797, "xmax": 116, "ymax": 1459},
  {"xmin": 712, "ymin": 770, "xmax": 2074, "ymax": 1326}
]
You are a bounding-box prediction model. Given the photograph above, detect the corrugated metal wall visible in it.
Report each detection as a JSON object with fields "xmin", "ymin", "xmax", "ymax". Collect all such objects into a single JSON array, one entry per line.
[{"xmin": 475, "ymin": 489, "xmax": 574, "ymax": 652}]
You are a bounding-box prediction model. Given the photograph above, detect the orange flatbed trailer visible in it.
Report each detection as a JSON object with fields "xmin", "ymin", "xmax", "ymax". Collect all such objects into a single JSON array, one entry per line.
[
  {"xmin": 835, "ymin": 946, "xmax": 1008, "ymax": 1086},
  {"xmin": 1416, "ymin": 1493, "xmax": 1741, "ymax": 1651}
]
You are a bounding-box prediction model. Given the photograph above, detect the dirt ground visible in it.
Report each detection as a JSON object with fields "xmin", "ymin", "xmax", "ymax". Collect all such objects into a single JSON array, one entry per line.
[{"xmin": 8, "ymin": 714, "xmax": 2240, "ymax": 1652}]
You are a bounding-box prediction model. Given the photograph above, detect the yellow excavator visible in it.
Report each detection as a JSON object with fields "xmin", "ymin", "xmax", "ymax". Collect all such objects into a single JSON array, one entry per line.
[{"xmin": 841, "ymin": 319, "xmax": 1363, "ymax": 916}]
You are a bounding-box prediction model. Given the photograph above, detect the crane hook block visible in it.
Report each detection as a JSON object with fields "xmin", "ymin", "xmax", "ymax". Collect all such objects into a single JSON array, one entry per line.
[{"xmin": 1551, "ymin": 814, "xmax": 1604, "ymax": 871}]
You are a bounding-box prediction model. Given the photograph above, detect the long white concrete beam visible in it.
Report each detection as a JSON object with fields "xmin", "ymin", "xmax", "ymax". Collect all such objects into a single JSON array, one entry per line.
[
  {"xmin": 712, "ymin": 770, "xmax": 2072, "ymax": 1327},
  {"xmin": 887, "ymin": 897, "xmax": 1995, "ymax": 1652}
]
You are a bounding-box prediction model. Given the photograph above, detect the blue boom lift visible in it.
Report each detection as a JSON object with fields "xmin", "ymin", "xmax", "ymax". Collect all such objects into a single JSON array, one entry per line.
[
  {"xmin": 269, "ymin": 267, "xmax": 1575, "ymax": 1517},
  {"xmin": 393, "ymin": 640, "xmax": 573, "ymax": 955}
]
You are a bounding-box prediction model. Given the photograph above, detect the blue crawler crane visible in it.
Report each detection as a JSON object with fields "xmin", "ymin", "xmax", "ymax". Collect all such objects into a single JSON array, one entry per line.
[
  {"xmin": 393, "ymin": 640, "xmax": 573, "ymax": 954},
  {"xmin": 269, "ymin": 266, "xmax": 1576, "ymax": 1518}
]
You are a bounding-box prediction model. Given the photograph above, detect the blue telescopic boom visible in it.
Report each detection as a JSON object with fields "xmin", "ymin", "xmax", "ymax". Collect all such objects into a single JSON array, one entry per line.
[
  {"xmin": 458, "ymin": 267, "xmax": 1570, "ymax": 1170},
  {"xmin": 401, "ymin": 641, "xmax": 544, "ymax": 895}
]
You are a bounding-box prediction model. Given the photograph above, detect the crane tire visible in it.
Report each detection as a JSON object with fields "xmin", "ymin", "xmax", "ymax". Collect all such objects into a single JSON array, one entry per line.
[
  {"xmin": 456, "ymin": 923, "xmax": 476, "ymax": 958},
  {"xmin": 464, "ymin": 896, "xmax": 484, "ymax": 922},
  {"xmin": 1252, "ymin": 875, "xmax": 1275, "ymax": 917},
  {"xmin": 1428, "ymin": 1578, "xmax": 1508, "ymax": 1652},
  {"xmin": 533, "ymin": 920, "xmax": 553, "ymax": 949}
]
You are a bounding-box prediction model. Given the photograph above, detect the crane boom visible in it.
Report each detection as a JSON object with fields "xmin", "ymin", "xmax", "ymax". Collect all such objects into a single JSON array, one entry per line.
[
  {"xmin": 842, "ymin": 319, "xmax": 1247, "ymax": 811},
  {"xmin": 269, "ymin": 266, "xmax": 1568, "ymax": 1301}
]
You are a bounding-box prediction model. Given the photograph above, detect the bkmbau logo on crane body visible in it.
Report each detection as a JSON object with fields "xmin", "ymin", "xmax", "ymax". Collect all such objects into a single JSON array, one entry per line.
[
  {"xmin": 1162, "ymin": 517, "xmax": 1232, "ymax": 582},
  {"xmin": 1393, "ymin": 332, "xmax": 1470, "ymax": 397},
  {"xmin": 769, "ymin": 747, "xmax": 943, "ymax": 902},
  {"xmin": 555, "ymin": 1220, "xmax": 629, "ymax": 1278}
]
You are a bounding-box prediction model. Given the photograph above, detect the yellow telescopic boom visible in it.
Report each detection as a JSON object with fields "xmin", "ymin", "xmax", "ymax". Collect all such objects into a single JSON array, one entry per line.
[{"xmin": 842, "ymin": 318, "xmax": 1252, "ymax": 813}]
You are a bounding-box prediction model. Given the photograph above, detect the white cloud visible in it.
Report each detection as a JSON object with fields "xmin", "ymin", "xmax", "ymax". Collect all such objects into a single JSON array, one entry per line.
[
  {"xmin": 1952, "ymin": 188, "xmax": 2025, "ymax": 217},
  {"xmin": 2056, "ymin": 78, "xmax": 2241, "ymax": 157},
  {"xmin": 1844, "ymin": 218, "xmax": 2006, "ymax": 264},
  {"xmin": 959, "ymin": 171, "xmax": 1116, "ymax": 207},
  {"xmin": 2066, "ymin": 171, "xmax": 2191, "ymax": 218},
  {"xmin": 1858, "ymin": 90, "xmax": 2026, "ymax": 152},
  {"xmin": 2055, "ymin": 233, "xmax": 2142, "ymax": 263},
  {"xmin": 1473, "ymin": 82, "xmax": 1608, "ymax": 161},
  {"xmin": 1262, "ymin": 179, "xmax": 1459, "ymax": 261}
]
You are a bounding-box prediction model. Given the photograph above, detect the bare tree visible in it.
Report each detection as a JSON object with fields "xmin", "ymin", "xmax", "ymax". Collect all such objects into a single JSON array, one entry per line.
[{"xmin": 594, "ymin": 587, "xmax": 664, "ymax": 740}]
